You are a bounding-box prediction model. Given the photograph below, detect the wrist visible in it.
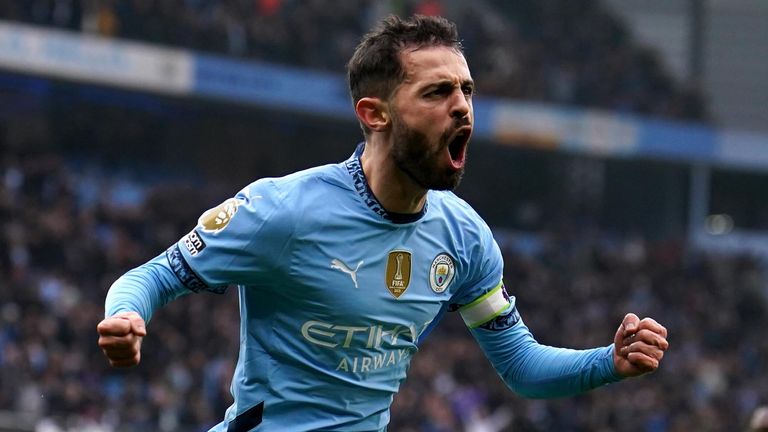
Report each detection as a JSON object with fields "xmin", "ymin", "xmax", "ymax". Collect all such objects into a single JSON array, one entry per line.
[{"xmin": 606, "ymin": 345, "xmax": 627, "ymax": 382}]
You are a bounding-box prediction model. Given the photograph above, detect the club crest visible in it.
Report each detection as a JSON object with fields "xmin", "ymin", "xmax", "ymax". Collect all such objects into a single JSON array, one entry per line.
[
  {"xmin": 198, "ymin": 198, "xmax": 245, "ymax": 233},
  {"xmin": 429, "ymin": 253, "xmax": 455, "ymax": 293},
  {"xmin": 385, "ymin": 250, "xmax": 411, "ymax": 298}
]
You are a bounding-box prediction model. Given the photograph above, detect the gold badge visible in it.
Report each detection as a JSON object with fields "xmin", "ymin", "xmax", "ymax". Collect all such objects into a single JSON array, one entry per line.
[
  {"xmin": 198, "ymin": 198, "xmax": 245, "ymax": 233},
  {"xmin": 385, "ymin": 250, "xmax": 411, "ymax": 298}
]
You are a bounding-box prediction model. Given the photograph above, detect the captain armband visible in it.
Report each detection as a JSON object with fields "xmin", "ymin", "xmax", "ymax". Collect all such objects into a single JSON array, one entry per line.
[{"xmin": 459, "ymin": 281, "xmax": 511, "ymax": 328}]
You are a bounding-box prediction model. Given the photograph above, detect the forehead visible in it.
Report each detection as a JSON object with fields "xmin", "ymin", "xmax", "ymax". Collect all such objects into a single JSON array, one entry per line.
[{"xmin": 398, "ymin": 46, "xmax": 471, "ymax": 88}]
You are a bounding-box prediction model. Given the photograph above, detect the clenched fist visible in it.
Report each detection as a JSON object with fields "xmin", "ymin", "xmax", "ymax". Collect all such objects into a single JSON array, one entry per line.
[
  {"xmin": 613, "ymin": 313, "xmax": 669, "ymax": 377},
  {"xmin": 97, "ymin": 311, "xmax": 147, "ymax": 368}
]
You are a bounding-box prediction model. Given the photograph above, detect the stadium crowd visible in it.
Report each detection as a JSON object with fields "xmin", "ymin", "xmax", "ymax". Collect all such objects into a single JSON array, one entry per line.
[
  {"xmin": 1, "ymin": 145, "xmax": 766, "ymax": 431},
  {"xmin": 0, "ymin": 1, "xmax": 754, "ymax": 431},
  {"xmin": 0, "ymin": 0, "xmax": 706, "ymax": 121}
]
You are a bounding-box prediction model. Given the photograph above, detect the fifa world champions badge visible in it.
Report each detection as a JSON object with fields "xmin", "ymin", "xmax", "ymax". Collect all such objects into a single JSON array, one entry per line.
[
  {"xmin": 385, "ymin": 250, "xmax": 412, "ymax": 298},
  {"xmin": 429, "ymin": 253, "xmax": 455, "ymax": 293}
]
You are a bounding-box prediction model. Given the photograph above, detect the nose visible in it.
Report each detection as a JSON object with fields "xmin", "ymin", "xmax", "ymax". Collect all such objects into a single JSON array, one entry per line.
[{"xmin": 451, "ymin": 90, "xmax": 471, "ymax": 120}]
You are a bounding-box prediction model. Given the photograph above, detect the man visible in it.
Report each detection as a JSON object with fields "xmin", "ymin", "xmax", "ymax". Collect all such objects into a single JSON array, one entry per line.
[{"xmin": 97, "ymin": 15, "xmax": 669, "ymax": 431}]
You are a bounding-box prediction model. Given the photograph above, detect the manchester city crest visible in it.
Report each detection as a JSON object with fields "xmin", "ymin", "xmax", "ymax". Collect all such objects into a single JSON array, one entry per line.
[{"xmin": 429, "ymin": 253, "xmax": 455, "ymax": 293}]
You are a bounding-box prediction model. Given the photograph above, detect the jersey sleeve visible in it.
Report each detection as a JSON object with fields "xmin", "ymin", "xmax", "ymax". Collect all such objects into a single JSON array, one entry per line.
[
  {"xmin": 469, "ymin": 318, "xmax": 624, "ymax": 398},
  {"xmin": 104, "ymin": 252, "xmax": 190, "ymax": 323},
  {"xmin": 168, "ymin": 178, "xmax": 295, "ymax": 292},
  {"xmin": 450, "ymin": 224, "xmax": 624, "ymax": 397}
]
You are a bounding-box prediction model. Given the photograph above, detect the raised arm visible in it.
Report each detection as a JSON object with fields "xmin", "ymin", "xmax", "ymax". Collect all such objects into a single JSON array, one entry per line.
[{"xmin": 465, "ymin": 294, "xmax": 668, "ymax": 398}]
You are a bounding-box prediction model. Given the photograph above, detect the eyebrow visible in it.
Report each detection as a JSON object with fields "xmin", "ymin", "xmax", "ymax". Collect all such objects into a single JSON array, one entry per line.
[{"xmin": 424, "ymin": 79, "xmax": 475, "ymax": 91}]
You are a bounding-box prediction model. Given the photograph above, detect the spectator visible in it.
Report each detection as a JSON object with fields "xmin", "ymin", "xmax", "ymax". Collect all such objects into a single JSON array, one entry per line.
[{"xmin": 0, "ymin": 0, "xmax": 708, "ymax": 122}]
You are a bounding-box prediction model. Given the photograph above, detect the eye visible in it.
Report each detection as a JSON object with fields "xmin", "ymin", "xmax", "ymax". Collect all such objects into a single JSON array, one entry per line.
[
  {"xmin": 426, "ymin": 87, "xmax": 450, "ymax": 97},
  {"xmin": 462, "ymin": 85, "xmax": 474, "ymax": 96}
]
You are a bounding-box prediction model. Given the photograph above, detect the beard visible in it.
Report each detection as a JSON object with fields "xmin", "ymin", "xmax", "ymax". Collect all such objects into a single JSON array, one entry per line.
[{"xmin": 390, "ymin": 110, "xmax": 465, "ymax": 191}]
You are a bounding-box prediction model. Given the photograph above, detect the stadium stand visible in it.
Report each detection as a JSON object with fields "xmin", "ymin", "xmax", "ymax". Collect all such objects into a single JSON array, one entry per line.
[
  {"xmin": 1, "ymin": 1, "xmax": 765, "ymax": 432},
  {"xmin": 1, "ymin": 144, "xmax": 767, "ymax": 431},
  {"xmin": 0, "ymin": 0, "xmax": 707, "ymax": 121}
]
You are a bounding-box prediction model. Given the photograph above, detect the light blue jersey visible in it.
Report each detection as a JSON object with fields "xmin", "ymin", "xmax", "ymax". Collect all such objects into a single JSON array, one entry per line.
[{"xmin": 106, "ymin": 144, "xmax": 622, "ymax": 432}]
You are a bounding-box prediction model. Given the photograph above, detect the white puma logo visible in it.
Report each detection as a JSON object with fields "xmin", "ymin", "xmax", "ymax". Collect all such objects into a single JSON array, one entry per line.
[{"xmin": 331, "ymin": 259, "xmax": 364, "ymax": 288}]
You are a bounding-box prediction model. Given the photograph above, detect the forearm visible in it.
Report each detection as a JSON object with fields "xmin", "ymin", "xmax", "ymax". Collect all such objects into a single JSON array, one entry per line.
[
  {"xmin": 473, "ymin": 318, "xmax": 624, "ymax": 398},
  {"xmin": 105, "ymin": 253, "xmax": 191, "ymax": 323}
]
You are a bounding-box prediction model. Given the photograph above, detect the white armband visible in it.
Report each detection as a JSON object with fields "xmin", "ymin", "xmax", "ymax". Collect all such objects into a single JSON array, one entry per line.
[{"xmin": 459, "ymin": 281, "xmax": 510, "ymax": 328}]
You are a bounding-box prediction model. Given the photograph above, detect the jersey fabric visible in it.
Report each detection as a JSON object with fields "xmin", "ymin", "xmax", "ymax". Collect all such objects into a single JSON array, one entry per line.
[{"xmin": 105, "ymin": 144, "xmax": 622, "ymax": 431}]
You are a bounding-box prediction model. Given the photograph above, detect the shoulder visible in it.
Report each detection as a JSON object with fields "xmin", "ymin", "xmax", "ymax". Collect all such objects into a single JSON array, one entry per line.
[
  {"xmin": 429, "ymin": 192, "xmax": 504, "ymax": 305},
  {"xmin": 428, "ymin": 190, "xmax": 493, "ymax": 237},
  {"xmin": 429, "ymin": 190, "xmax": 502, "ymax": 270},
  {"xmin": 190, "ymin": 163, "xmax": 351, "ymax": 251},
  {"xmin": 242, "ymin": 162, "xmax": 352, "ymax": 202}
]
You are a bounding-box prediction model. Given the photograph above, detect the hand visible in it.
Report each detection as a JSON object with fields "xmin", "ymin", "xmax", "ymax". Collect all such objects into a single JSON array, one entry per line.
[
  {"xmin": 97, "ymin": 311, "xmax": 147, "ymax": 368},
  {"xmin": 613, "ymin": 313, "xmax": 669, "ymax": 377}
]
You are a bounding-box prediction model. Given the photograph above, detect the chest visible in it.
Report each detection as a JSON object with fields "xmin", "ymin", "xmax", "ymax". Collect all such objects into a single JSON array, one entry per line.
[{"xmin": 282, "ymin": 218, "xmax": 465, "ymax": 330}]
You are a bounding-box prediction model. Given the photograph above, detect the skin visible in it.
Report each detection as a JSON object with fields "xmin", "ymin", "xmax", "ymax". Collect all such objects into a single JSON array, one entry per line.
[
  {"xmin": 613, "ymin": 313, "xmax": 669, "ymax": 377},
  {"xmin": 97, "ymin": 311, "xmax": 145, "ymax": 368},
  {"xmin": 355, "ymin": 46, "xmax": 474, "ymax": 214},
  {"xmin": 97, "ymin": 46, "xmax": 669, "ymax": 378}
]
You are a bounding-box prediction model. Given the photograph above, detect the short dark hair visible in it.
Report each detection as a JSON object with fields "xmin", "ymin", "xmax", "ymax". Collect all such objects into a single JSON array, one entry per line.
[{"xmin": 347, "ymin": 15, "xmax": 463, "ymax": 133}]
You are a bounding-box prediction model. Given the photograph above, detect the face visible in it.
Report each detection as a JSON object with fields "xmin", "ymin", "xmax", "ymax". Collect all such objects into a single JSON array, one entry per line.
[{"xmin": 388, "ymin": 46, "xmax": 474, "ymax": 191}]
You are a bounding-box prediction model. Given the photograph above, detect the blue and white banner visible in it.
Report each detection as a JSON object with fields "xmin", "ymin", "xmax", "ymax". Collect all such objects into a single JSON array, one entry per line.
[
  {"xmin": 1, "ymin": 19, "xmax": 766, "ymax": 173},
  {"xmin": 0, "ymin": 21, "xmax": 192, "ymax": 94},
  {"xmin": 484, "ymin": 96, "xmax": 768, "ymax": 172},
  {"xmin": 193, "ymin": 55, "xmax": 352, "ymax": 118}
]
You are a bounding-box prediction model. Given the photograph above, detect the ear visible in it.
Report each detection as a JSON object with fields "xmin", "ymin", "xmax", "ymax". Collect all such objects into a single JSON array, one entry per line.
[{"xmin": 355, "ymin": 97, "xmax": 390, "ymax": 133}]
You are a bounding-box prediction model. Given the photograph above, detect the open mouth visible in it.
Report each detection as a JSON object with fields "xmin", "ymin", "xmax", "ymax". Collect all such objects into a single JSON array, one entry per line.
[{"xmin": 447, "ymin": 127, "xmax": 471, "ymax": 168}]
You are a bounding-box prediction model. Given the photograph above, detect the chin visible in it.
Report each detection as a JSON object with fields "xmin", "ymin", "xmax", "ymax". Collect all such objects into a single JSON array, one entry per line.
[{"xmin": 428, "ymin": 169, "xmax": 464, "ymax": 191}]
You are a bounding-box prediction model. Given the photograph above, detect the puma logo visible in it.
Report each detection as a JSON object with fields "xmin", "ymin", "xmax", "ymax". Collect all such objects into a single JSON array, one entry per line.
[{"xmin": 330, "ymin": 259, "xmax": 364, "ymax": 288}]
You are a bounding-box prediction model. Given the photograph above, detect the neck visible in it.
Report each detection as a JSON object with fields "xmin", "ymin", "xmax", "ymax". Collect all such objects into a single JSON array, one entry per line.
[{"xmin": 360, "ymin": 139, "xmax": 427, "ymax": 215}]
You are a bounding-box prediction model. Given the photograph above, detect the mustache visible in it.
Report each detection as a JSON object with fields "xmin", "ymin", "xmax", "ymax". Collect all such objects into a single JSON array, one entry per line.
[
  {"xmin": 453, "ymin": 116, "xmax": 471, "ymax": 128},
  {"xmin": 439, "ymin": 118, "xmax": 472, "ymax": 145}
]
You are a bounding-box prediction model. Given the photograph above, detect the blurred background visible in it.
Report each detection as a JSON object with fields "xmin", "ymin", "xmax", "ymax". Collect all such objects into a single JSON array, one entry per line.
[{"xmin": 0, "ymin": 0, "xmax": 767, "ymax": 431}]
